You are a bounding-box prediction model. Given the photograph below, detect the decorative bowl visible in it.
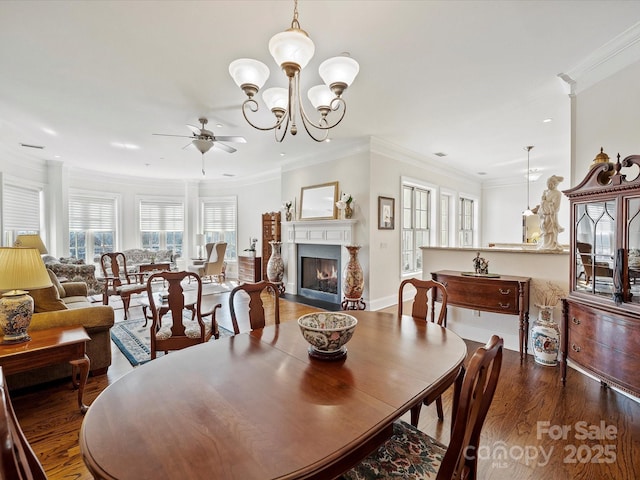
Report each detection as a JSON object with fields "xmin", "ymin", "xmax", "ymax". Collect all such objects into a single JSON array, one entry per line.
[{"xmin": 297, "ymin": 312, "xmax": 357, "ymax": 360}]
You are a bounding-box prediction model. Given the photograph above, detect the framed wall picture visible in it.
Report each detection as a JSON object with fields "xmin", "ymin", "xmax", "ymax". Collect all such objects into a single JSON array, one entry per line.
[{"xmin": 378, "ymin": 196, "xmax": 395, "ymax": 230}]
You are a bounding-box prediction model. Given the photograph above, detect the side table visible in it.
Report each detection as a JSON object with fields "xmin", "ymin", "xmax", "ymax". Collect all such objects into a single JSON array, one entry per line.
[{"xmin": 0, "ymin": 326, "xmax": 91, "ymax": 413}]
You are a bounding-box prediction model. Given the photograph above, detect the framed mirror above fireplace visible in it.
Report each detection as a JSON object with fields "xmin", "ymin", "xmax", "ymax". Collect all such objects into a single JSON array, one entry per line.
[{"xmin": 300, "ymin": 181, "xmax": 338, "ymax": 220}]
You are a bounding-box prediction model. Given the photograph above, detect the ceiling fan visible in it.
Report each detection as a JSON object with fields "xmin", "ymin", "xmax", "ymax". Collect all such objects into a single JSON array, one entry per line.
[{"xmin": 153, "ymin": 117, "xmax": 247, "ymax": 175}]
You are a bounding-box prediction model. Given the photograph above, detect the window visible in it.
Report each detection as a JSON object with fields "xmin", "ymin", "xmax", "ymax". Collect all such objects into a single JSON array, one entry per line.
[
  {"xmin": 69, "ymin": 193, "xmax": 117, "ymax": 263},
  {"xmin": 440, "ymin": 193, "xmax": 451, "ymax": 247},
  {"xmin": 2, "ymin": 183, "xmax": 42, "ymax": 246},
  {"xmin": 202, "ymin": 196, "xmax": 237, "ymax": 260},
  {"xmin": 402, "ymin": 184, "xmax": 431, "ymax": 273},
  {"xmin": 139, "ymin": 199, "xmax": 184, "ymax": 255},
  {"xmin": 459, "ymin": 196, "xmax": 475, "ymax": 247}
]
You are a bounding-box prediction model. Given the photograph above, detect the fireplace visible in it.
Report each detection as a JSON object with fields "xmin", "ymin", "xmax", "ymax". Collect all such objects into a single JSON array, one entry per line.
[{"xmin": 297, "ymin": 244, "xmax": 341, "ymax": 304}]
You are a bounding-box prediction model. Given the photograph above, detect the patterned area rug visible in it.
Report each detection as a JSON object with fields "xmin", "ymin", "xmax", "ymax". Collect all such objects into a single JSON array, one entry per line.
[{"xmin": 111, "ymin": 317, "xmax": 234, "ymax": 367}]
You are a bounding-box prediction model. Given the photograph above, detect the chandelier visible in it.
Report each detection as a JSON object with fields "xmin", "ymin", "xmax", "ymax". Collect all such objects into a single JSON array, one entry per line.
[
  {"xmin": 228, "ymin": 0, "xmax": 359, "ymax": 142},
  {"xmin": 523, "ymin": 146, "xmax": 535, "ymax": 216}
]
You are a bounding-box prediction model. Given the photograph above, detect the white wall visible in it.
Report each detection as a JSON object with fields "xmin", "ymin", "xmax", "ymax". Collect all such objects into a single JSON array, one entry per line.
[{"xmin": 575, "ymin": 59, "xmax": 640, "ymax": 181}]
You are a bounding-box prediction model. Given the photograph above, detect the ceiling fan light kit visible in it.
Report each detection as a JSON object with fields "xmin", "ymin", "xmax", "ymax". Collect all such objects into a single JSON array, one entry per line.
[{"xmin": 228, "ymin": 0, "xmax": 359, "ymax": 142}]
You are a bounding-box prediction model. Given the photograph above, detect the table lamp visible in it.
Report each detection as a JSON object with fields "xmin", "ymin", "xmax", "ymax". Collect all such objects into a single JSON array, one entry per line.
[
  {"xmin": 14, "ymin": 234, "xmax": 48, "ymax": 254},
  {"xmin": 196, "ymin": 234, "xmax": 205, "ymax": 260},
  {"xmin": 0, "ymin": 247, "xmax": 52, "ymax": 343}
]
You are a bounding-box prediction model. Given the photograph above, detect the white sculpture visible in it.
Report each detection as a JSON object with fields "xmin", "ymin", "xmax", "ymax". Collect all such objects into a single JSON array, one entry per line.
[{"xmin": 537, "ymin": 175, "xmax": 564, "ymax": 251}]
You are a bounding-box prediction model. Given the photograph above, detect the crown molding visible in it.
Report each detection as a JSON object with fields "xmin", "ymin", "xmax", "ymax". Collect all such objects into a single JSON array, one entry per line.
[{"xmin": 558, "ymin": 21, "xmax": 640, "ymax": 95}]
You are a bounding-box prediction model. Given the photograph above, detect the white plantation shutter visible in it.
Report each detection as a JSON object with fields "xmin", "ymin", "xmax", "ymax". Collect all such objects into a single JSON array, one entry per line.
[
  {"xmin": 139, "ymin": 200, "xmax": 184, "ymax": 231},
  {"xmin": 69, "ymin": 195, "xmax": 116, "ymax": 231},
  {"xmin": 4, "ymin": 184, "xmax": 41, "ymax": 231},
  {"xmin": 203, "ymin": 197, "xmax": 236, "ymax": 232}
]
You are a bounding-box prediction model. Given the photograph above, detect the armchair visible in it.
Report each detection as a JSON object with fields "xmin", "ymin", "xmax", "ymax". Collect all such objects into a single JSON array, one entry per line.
[{"xmin": 187, "ymin": 242, "xmax": 227, "ymax": 283}]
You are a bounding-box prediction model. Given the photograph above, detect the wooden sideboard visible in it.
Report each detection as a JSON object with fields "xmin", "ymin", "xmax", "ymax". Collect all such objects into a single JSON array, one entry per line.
[
  {"xmin": 238, "ymin": 256, "xmax": 261, "ymax": 284},
  {"xmin": 431, "ymin": 270, "xmax": 530, "ymax": 360}
]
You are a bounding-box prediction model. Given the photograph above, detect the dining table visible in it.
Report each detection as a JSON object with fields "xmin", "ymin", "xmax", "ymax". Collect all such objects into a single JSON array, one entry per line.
[{"xmin": 79, "ymin": 310, "xmax": 467, "ymax": 480}]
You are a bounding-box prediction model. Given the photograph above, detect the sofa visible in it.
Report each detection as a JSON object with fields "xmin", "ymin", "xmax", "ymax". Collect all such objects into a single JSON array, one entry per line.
[
  {"xmin": 122, "ymin": 249, "xmax": 176, "ymax": 271},
  {"xmin": 6, "ymin": 272, "xmax": 115, "ymax": 391},
  {"xmin": 42, "ymin": 255, "xmax": 103, "ymax": 296}
]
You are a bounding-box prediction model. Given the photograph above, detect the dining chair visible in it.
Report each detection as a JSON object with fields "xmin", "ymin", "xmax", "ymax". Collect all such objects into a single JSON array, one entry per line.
[
  {"xmin": 398, "ymin": 278, "xmax": 450, "ymax": 424},
  {"xmin": 0, "ymin": 366, "xmax": 48, "ymax": 480},
  {"xmin": 228, "ymin": 280, "xmax": 281, "ymax": 334},
  {"xmin": 342, "ymin": 335, "xmax": 504, "ymax": 480},
  {"xmin": 100, "ymin": 252, "xmax": 146, "ymax": 320},
  {"xmin": 145, "ymin": 271, "xmax": 221, "ymax": 360}
]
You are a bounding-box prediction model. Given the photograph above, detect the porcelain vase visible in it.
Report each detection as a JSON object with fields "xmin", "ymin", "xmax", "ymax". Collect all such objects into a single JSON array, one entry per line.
[
  {"xmin": 0, "ymin": 292, "xmax": 34, "ymax": 344},
  {"xmin": 531, "ymin": 305, "xmax": 560, "ymax": 366},
  {"xmin": 342, "ymin": 245, "xmax": 364, "ymax": 300},
  {"xmin": 266, "ymin": 241, "xmax": 284, "ymax": 283},
  {"xmin": 344, "ymin": 204, "xmax": 353, "ymax": 219}
]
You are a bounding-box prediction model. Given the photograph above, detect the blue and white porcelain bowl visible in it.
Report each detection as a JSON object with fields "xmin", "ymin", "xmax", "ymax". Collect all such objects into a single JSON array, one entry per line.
[{"xmin": 297, "ymin": 312, "xmax": 357, "ymax": 356}]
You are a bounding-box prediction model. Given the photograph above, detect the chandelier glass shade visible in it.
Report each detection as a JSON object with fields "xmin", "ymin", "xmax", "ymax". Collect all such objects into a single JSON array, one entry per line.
[{"xmin": 228, "ymin": 0, "xmax": 359, "ymax": 142}]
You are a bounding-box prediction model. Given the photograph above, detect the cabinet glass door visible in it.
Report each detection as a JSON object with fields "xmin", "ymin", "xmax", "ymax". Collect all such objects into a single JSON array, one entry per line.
[
  {"xmin": 627, "ymin": 197, "xmax": 640, "ymax": 303},
  {"xmin": 575, "ymin": 200, "xmax": 616, "ymax": 297}
]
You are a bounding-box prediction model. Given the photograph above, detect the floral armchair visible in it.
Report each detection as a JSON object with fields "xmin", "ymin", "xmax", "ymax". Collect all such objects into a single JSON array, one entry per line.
[{"xmin": 42, "ymin": 255, "xmax": 103, "ymax": 296}]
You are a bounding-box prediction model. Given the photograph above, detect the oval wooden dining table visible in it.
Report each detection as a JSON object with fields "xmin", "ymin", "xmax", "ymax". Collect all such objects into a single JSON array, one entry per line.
[{"xmin": 80, "ymin": 310, "xmax": 467, "ymax": 480}]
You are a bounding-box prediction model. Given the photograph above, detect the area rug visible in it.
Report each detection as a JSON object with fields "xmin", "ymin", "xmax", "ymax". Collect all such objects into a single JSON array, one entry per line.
[{"xmin": 111, "ymin": 317, "xmax": 234, "ymax": 367}]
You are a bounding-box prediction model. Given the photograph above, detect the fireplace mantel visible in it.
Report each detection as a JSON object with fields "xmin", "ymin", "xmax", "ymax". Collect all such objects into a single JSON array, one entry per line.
[
  {"xmin": 283, "ymin": 219, "xmax": 357, "ymax": 246},
  {"xmin": 282, "ymin": 219, "xmax": 358, "ymax": 304}
]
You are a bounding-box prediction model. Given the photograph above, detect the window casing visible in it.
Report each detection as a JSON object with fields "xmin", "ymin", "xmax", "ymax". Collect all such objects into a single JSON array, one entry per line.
[
  {"xmin": 402, "ymin": 185, "xmax": 431, "ymax": 273},
  {"xmin": 69, "ymin": 194, "xmax": 117, "ymax": 263},
  {"xmin": 202, "ymin": 196, "xmax": 237, "ymax": 260},
  {"xmin": 139, "ymin": 199, "xmax": 184, "ymax": 255},
  {"xmin": 440, "ymin": 193, "xmax": 451, "ymax": 247}
]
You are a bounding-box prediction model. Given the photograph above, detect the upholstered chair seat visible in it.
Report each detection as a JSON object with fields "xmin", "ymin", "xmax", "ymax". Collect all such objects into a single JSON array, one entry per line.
[{"xmin": 156, "ymin": 319, "xmax": 214, "ymax": 341}]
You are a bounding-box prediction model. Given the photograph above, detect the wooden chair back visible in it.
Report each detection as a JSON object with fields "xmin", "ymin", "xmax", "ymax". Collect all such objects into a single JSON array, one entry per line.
[
  {"xmin": 146, "ymin": 271, "xmax": 221, "ymax": 359},
  {"xmin": 0, "ymin": 366, "xmax": 47, "ymax": 480},
  {"xmin": 438, "ymin": 335, "xmax": 504, "ymax": 480},
  {"xmin": 100, "ymin": 252, "xmax": 128, "ymax": 288},
  {"xmin": 398, "ymin": 278, "xmax": 448, "ymax": 325},
  {"xmin": 228, "ymin": 281, "xmax": 281, "ymax": 334}
]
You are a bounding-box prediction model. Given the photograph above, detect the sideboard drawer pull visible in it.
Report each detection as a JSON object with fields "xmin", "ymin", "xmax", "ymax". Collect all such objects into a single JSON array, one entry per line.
[
  {"xmin": 498, "ymin": 302, "xmax": 511, "ymax": 309},
  {"xmin": 499, "ymin": 288, "xmax": 511, "ymax": 295},
  {"xmin": 572, "ymin": 317, "xmax": 581, "ymax": 325},
  {"xmin": 571, "ymin": 344, "xmax": 581, "ymax": 353}
]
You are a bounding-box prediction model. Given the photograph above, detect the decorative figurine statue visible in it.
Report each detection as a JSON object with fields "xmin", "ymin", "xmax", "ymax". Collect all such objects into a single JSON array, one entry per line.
[
  {"xmin": 537, "ymin": 175, "xmax": 564, "ymax": 251},
  {"xmin": 473, "ymin": 252, "xmax": 489, "ymax": 274}
]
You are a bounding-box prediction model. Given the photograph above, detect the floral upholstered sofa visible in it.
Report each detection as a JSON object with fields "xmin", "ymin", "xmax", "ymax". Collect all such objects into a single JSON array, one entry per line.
[
  {"xmin": 122, "ymin": 249, "xmax": 176, "ymax": 271},
  {"xmin": 42, "ymin": 255, "xmax": 103, "ymax": 296}
]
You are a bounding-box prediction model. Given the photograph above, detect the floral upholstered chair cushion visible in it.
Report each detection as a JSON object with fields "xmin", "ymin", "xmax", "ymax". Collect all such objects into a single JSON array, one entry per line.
[{"xmin": 342, "ymin": 421, "xmax": 446, "ymax": 480}]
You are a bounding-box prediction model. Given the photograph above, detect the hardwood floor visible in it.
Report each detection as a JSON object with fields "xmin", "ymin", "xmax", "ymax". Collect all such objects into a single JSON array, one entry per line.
[{"xmin": 10, "ymin": 295, "xmax": 640, "ymax": 479}]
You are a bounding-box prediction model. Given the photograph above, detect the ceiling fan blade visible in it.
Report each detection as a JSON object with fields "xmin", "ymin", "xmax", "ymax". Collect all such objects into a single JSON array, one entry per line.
[
  {"xmin": 186, "ymin": 124, "xmax": 201, "ymax": 135},
  {"xmin": 214, "ymin": 142, "xmax": 237, "ymax": 154},
  {"xmin": 182, "ymin": 142, "xmax": 193, "ymax": 150},
  {"xmin": 153, "ymin": 133, "xmax": 193, "ymax": 139},
  {"xmin": 214, "ymin": 135, "xmax": 247, "ymax": 144}
]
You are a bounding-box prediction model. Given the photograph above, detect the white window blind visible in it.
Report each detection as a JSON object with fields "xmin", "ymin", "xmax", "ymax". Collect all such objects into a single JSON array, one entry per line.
[
  {"xmin": 203, "ymin": 197, "xmax": 237, "ymax": 231},
  {"xmin": 139, "ymin": 200, "xmax": 184, "ymax": 231},
  {"xmin": 69, "ymin": 195, "xmax": 116, "ymax": 231},
  {"xmin": 3, "ymin": 184, "xmax": 41, "ymax": 231}
]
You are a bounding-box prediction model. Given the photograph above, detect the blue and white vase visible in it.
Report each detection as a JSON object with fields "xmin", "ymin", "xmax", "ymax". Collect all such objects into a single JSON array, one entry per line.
[{"xmin": 531, "ymin": 305, "xmax": 560, "ymax": 366}]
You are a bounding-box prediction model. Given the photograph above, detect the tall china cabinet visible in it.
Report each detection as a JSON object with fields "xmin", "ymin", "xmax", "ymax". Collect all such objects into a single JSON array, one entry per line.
[{"xmin": 561, "ymin": 150, "xmax": 640, "ymax": 398}]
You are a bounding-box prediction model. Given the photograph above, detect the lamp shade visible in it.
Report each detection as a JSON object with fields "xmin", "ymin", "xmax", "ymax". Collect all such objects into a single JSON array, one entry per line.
[
  {"xmin": 14, "ymin": 234, "xmax": 48, "ymax": 254},
  {"xmin": 268, "ymin": 29, "xmax": 315, "ymax": 70},
  {"xmin": 319, "ymin": 56, "xmax": 360, "ymax": 89},
  {"xmin": 195, "ymin": 234, "xmax": 205, "ymax": 246},
  {"xmin": 229, "ymin": 58, "xmax": 271, "ymax": 90},
  {"xmin": 262, "ymin": 87, "xmax": 289, "ymax": 112},
  {"xmin": 307, "ymin": 85, "xmax": 335, "ymax": 109},
  {"xmin": 0, "ymin": 247, "xmax": 52, "ymax": 292}
]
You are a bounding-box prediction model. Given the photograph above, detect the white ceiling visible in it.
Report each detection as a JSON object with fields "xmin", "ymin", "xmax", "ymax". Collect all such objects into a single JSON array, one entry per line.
[{"xmin": 1, "ymin": 1, "xmax": 640, "ymax": 183}]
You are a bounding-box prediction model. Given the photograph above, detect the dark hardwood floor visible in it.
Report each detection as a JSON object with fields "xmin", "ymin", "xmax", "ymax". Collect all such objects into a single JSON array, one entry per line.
[{"xmin": 10, "ymin": 295, "xmax": 640, "ymax": 479}]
